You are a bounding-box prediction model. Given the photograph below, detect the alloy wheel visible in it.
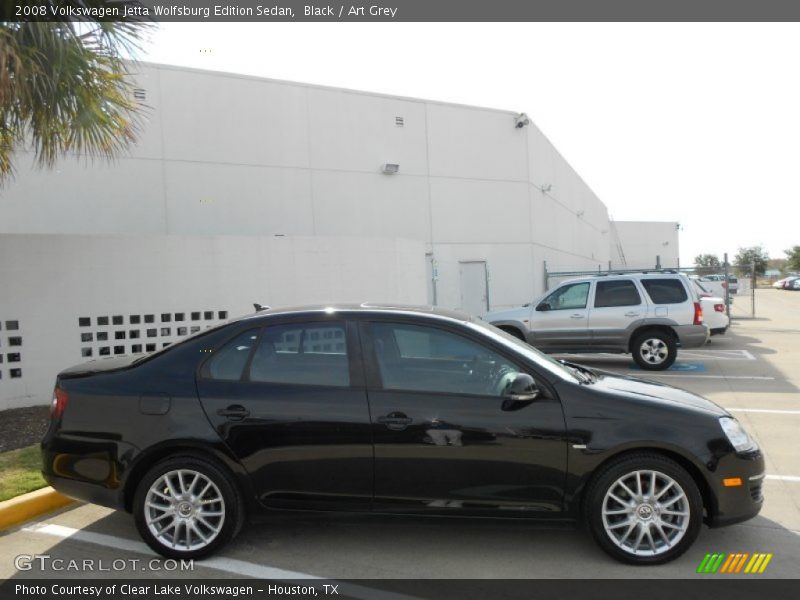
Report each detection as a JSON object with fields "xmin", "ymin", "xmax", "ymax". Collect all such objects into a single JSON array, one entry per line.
[
  {"xmin": 601, "ymin": 469, "xmax": 690, "ymax": 557},
  {"xmin": 144, "ymin": 469, "xmax": 226, "ymax": 551},
  {"xmin": 639, "ymin": 338, "xmax": 668, "ymax": 365}
]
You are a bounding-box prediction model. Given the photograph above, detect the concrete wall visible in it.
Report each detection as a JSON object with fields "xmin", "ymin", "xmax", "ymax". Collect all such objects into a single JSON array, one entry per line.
[
  {"xmin": 0, "ymin": 63, "xmax": 611, "ymax": 311},
  {"xmin": 612, "ymin": 221, "xmax": 680, "ymax": 270},
  {"xmin": 0, "ymin": 234, "xmax": 426, "ymax": 409}
]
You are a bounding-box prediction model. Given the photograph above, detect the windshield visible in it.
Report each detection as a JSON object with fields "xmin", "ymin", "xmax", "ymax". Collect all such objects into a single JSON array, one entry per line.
[{"xmin": 468, "ymin": 319, "xmax": 581, "ymax": 383}]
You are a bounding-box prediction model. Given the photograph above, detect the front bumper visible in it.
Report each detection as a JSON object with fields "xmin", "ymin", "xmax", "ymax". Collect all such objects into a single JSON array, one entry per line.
[{"xmin": 706, "ymin": 449, "xmax": 765, "ymax": 528}]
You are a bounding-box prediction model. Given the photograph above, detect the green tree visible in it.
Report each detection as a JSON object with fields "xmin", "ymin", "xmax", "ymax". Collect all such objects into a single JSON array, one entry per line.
[
  {"xmin": 694, "ymin": 253, "xmax": 721, "ymax": 274},
  {"xmin": 734, "ymin": 245, "xmax": 770, "ymax": 276},
  {"xmin": 785, "ymin": 246, "xmax": 800, "ymax": 272},
  {"xmin": 0, "ymin": 3, "xmax": 150, "ymax": 183}
]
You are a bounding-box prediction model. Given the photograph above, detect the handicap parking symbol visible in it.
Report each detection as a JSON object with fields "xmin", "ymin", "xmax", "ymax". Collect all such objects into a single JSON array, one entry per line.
[{"xmin": 631, "ymin": 361, "xmax": 706, "ymax": 372}]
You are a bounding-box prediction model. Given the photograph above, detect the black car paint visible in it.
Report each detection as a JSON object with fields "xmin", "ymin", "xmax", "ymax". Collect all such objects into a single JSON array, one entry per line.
[{"xmin": 42, "ymin": 306, "xmax": 764, "ymax": 528}]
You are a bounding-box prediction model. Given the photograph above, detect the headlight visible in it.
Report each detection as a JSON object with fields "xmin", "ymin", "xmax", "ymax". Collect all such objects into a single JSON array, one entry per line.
[{"xmin": 719, "ymin": 417, "xmax": 758, "ymax": 453}]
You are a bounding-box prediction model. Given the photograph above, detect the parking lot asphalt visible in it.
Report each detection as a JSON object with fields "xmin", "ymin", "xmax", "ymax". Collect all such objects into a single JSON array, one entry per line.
[{"xmin": 2, "ymin": 289, "xmax": 799, "ymax": 582}]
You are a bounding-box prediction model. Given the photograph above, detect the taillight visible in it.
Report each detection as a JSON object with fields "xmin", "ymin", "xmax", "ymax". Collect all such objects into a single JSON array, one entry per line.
[
  {"xmin": 722, "ymin": 282, "xmax": 727, "ymax": 289},
  {"xmin": 693, "ymin": 302, "xmax": 703, "ymax": 325},
  {"xmin": 51, "ymin": 387, "xmax": 69, "ymax": 419},
  {"xmin": 714, "ymin": 303, "xmax": 725, "ymax": 313}
]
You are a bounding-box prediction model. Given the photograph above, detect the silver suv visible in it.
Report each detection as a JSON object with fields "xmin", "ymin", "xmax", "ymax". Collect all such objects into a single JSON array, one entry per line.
[{"xmin": 483, "ymin": 272, "xmax": 708, "ymax": 370}]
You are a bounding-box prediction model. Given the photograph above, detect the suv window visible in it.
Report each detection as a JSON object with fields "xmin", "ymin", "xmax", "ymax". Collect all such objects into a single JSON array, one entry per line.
[
  {"xmin": 641, "ymin": 278, "xmax": 688, "ymax": 304},
  {"xmin": 369, "ymin": 322, "xmax": 521, "ymax": 396},
  {"xmin": 543, "ymin": 282, "xmax": 590, "ymax": 310},
  {"xmin": 249, "ymin": 322, "xmax": 349, "ymax": 386},
  {"xmin": 206, "ymin": 329, "xmax": 260, "ymax": 380},
  {"xmin": 594, "ymin": 280, "xmax": 641, "ymax": 308}
]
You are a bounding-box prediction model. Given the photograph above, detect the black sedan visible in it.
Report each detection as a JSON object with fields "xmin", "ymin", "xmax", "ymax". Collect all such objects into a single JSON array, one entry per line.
[{"xmin": 42, "ymin": 304, "xmax": 764, "ymax": 565}]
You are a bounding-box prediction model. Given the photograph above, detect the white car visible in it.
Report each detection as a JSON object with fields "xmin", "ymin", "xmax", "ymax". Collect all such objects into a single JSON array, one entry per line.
[
  {"xmin": 694, "ymin": 276, "xmax": 735, "ymax": 302},
  {"xmin": 692, "ymin": 280, "xmax": 729, "ymax": 336}
]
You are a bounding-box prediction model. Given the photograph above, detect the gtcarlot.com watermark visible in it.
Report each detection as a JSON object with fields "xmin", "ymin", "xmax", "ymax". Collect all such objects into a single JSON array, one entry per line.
[{"xmin": 14, "ymin": 554, "xmax": 194, "ymax": 572}]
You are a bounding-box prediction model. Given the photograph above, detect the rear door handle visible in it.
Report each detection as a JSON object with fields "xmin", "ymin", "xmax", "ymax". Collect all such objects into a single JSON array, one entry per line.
[
  {"xmin": 217, "ymin": 405, "xmax": 250, "ymax": 420},
  {"xmin": 624, "ymin": 312, "xmax": 640, "ymax": 317},
  {"xmin": 570, "ymin": 314, "xmax": 584, "ymax": 319},
  {"xmin": 378, "ymin": 412, "xmax": 413, "ymax": 431}
]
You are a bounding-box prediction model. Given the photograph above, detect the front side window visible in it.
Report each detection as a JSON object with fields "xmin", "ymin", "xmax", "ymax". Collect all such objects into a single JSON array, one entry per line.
[
  {"xmin": 594, "ymin": 280, "xmax": 642, "ymax": 308},
  {"xmin": 206, "ymin": 329, "xmax": 260, "ymax": 380},
  {"xmin": 543, "ymin": 282, "xmax": 590, "ymax": 310},
  {"xmin": 248, "ymin": 322, "xmax": 349, "ymax": 387},
  {"xmin": 641, "ymin": 278, "xmax": 688, "ymax": 304},
  {"xmin": 369, "ymin": 322, "xmax": 521, "ymax": 396}
]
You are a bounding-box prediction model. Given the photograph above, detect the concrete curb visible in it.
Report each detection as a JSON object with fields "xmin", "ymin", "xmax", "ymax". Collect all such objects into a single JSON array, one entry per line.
[{"xmin": 0, "ymin": 487, "xmax": 74, "ymax": 531}]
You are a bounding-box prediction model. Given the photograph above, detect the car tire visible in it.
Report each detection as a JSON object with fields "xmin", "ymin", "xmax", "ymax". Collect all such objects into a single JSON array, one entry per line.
[
  {"xmin": 133, "ymin": 455, "xmax": 244, "ymax": 560},
  {"xmin": 631, "ymin": 329, "xmax": 677, "ymax": 371},
  {"xmin": 585, "ymin": 452, "xmax": 703, "ymax": 565}
]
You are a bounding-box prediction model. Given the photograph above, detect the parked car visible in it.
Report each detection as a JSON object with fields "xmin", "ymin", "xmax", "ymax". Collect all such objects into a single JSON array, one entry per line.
[
  {"xmin": 772, "ymin": 277, "xmax": 790, "ymax": 289},
  {"xmin": 483, "ymin": 272, "xmax": 708, "ymax": 370},
  {"xmin": 693, "ymin": 275, "xmax": 735, "ymax": 300},
  {"xmin": 792, "ymin": 278, "xmax": 800, "ymax": 291},
  {"xmin": 782, "ymin": 276, "xmax": 800, "ymax": 290},
  {"xmin": 691, "ymin": 280, "xmax": 729, "ymax": 336},
  {"xmin": 43, "ymin": 303, "xmax": 763, "ymax": 565}
]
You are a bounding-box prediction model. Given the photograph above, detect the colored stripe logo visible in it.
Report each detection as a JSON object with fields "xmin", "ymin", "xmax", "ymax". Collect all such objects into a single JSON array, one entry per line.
[{"xmin": 697, "ymin": 552, "xmax": 773, "ymax": 574}]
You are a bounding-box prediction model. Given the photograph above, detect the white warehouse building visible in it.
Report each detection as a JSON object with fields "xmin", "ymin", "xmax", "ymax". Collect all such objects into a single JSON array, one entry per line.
[{"xmin": 0, "ymin": 63, "xmax": 676, "ymax": 409}]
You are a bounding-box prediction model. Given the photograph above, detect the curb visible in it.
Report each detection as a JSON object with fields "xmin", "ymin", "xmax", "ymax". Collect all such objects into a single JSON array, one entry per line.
[{"xmin": 0, "ymin": 487, "xmax": 74, "ymax": 531}]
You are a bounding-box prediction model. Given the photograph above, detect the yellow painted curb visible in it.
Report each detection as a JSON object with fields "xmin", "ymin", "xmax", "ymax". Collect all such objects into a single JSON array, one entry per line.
[{"xmin": 0, "ymin": 487, "xmax": 74, "ymax": 531}]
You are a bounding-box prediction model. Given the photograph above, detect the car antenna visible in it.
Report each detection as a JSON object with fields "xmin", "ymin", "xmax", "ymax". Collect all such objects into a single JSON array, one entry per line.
[{"xmin": 253, "ymin": 303, "xmax": 270, "ymax": 312}]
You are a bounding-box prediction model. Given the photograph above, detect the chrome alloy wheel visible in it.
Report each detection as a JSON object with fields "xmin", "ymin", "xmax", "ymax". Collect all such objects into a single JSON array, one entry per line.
[
  {"xmin": 639, "ymin": 338, "xmax": 669, "ymax": 365},
  {"xmin": 601, "ymin": 470, "xmax": 690, "ymax": 557},
  {"xmin": 144, "ymin": 469, "xmax": 225, "ymax": 551}
]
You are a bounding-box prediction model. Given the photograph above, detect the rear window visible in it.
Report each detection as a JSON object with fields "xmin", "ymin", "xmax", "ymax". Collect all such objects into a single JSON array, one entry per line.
[{"xmin": 641, "ymin": 278, "xmax": 689, "ymax": 304}]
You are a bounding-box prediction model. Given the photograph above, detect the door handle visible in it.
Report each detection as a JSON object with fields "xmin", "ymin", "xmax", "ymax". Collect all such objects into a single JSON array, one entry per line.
[
  {"xmin": 378, "ymin": 412, "xmax": 413, "ymax": 431},
  {"xmin": 624, "ymin": 311, "xmax": 640, "ymax": 317},
  {"xmin": 570, "ymin": 314, "xmax": 584, "ymax": 319},
  {"xmin": 216, "ymin": 405, "xmax": 250, "ymax": 420}
]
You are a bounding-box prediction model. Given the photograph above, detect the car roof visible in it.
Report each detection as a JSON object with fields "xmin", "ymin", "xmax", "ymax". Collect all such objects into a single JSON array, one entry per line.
[
  {"xmin": 237, "ymin": 302, "xmax": 475, "ymax": 324},
  {"xmin": 556, "ymin": 271, "xmax": 690, "ymax": 285}
]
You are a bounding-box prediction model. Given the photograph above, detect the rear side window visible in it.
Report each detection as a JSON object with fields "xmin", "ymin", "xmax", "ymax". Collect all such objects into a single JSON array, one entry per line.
[
  {"xmin": 206, "ymin": 329, "xmax": 260, "ymax": 380},
  {"xmin": 641, "ymin": 279, "xmax": 688, "ymax": 304},
  {"xmin": 248, "ymin": 322, "xmax": 349, "ymax": 387},
  {"xmin": 594, "ymin": 280, "xmax": 641, "ymax": 308}
]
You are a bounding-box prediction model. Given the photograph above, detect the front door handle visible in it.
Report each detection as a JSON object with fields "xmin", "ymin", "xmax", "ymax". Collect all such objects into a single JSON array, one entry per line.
[
  {"xmin": 217, "ymin": 405, "xmax": 250, "ymax": 420},
  {"xmin": 570, "ymin": 314, "xmax": 584, "ymax": 319},
  {"xmin": 378, "ymin": 412, "xmax": 413, "ymax": 431}
]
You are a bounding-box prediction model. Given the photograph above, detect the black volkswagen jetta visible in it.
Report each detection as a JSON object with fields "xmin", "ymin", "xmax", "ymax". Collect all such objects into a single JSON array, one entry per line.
[{"xmin": 43, "ymin": 304, "xmax": 764, "ymax": 564}]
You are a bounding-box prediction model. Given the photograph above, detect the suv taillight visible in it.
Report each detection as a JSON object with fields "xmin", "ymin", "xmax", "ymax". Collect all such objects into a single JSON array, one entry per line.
[
  {"xmin": 714, "ymin": 303, "xmax": 725, "ymax": 313},
  {"xmin": 693, "ymin": 302, "xmax": 703, "ymax": 325},
  {"xmin": 51, "ymin": 387, "xmax": 68, "ymax": 419}
]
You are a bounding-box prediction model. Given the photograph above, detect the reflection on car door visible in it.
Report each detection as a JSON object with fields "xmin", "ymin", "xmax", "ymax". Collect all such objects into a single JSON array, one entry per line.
[
  {"xmin": 588, "ymin": 279, "xmax": 646, "ymax": 348},
  {"xmin": 360, "ymin": 320, "xmax": 567, "ymax": 517},
  {"xmin": 529, "ymin": 281, "xmax": 593, "ymax": 350},
  {"xmin": 195, "ymin": 320, "xmax": 373, "ymax": 511}
]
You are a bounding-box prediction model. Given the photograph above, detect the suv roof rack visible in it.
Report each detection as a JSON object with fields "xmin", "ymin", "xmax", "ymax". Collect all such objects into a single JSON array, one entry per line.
[{"xmin": 589, "ymin": 269, "xmax": 682, "ymax": 277}]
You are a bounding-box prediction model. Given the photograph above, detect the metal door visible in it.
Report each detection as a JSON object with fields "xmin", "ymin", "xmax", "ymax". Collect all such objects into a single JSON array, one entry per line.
[{"xmin": 459, "ymin": 261, "xmax": 488, "ymax": 316}]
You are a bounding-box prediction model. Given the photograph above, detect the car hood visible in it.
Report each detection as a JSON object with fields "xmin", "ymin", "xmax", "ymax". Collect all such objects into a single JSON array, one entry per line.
[{"xmin": 588, "ymin": 369, "xmax": 728, "ymax": 416}]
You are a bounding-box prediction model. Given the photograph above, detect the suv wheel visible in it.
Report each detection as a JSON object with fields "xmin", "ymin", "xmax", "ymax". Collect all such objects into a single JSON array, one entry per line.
[
  {"xmin": 133, "ymin": 456, "xmax": 244, "ymax": 559},
  {"xmin": 631, "ymin": 330, "xmax": 677, "ymax": 370},
  {"xmin": 585, "ymin": 453, "xmax": 703, "ymax": 564}
]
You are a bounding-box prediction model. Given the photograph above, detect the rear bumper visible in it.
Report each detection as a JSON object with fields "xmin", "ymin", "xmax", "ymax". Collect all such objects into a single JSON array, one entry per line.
[
  {"xmin": 43, "ymin": 472, "xmax": 125, "ymax": 510},
  {"xmin": 706, "ymin": 449, "xmax": 765, "ymax": 528},
  {"xmin": 710, "ymin": 326, "xmax": 729, "ymax": 336},
  {"xmin": 673, "ymin": 324, "xmax": 709, "ymax": 348}
]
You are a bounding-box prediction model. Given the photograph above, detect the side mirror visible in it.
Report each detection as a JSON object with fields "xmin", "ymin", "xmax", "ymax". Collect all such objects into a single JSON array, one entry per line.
[
  {"xmin": 536, "ymin": 302, "xmax": 551, "ymax": 311},
  {"xmin": 504, "ymin": 373, "xmax": 539, "ymax": 402}
]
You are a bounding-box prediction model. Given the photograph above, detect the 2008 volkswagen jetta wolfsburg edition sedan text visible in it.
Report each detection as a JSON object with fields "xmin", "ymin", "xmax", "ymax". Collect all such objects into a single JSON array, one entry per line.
[{"xmin": 43, "ymin": 304, "xmax": 764, "ymax": 565}]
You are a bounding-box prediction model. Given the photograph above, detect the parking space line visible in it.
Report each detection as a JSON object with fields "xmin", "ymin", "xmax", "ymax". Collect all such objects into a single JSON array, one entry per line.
[
  {"xmin": 730, "ymin": 408, "xmax": 800, "ymax": 415},
  {"xmin": 766, "ymin": 475, "xmax": 800, "ymax": 482},
  {"xmin": 22, "ymin": 523, "xmax": 422, "ymax": 600},
  {"xmin": 623, "ymin": 373, "xmax": 775, "ymax": 380}
]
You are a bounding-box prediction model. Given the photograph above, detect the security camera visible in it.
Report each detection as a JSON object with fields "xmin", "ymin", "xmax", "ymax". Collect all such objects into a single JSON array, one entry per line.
[{"xmin": 514, "ymin": 113, "xmax": 530, "ymax": 128}]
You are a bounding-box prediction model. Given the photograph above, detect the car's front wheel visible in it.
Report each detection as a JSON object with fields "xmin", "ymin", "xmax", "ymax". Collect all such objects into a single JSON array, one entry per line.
[
  {"xmin": 133, "ymin": 455, "xmax": 244, "ymax": 559},
  {"xmin": 585, "ymin": 453, "xmax": 703, "ymax": 564},
  {"xmin": 631, "ymin": 329, "xmax": 678, "ymax": 370}
]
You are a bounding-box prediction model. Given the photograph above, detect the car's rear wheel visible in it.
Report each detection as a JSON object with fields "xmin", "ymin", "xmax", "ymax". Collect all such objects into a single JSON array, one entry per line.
[
  {"xmin": 585, "ymin": 453, "xmax": 703, "ymax": 564},
  {"xmin": 631, "ymin": 330, "xmax": 677, "ymax": 370},
  {"xmin": 133, "ymin": 456, "xmax": 243, "ymax": 559}
]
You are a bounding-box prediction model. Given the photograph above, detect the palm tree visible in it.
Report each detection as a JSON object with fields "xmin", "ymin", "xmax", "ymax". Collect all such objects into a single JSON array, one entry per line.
[{"xmin": 0, "ymin": 2, "xmax": 150, "ymax": 183}]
